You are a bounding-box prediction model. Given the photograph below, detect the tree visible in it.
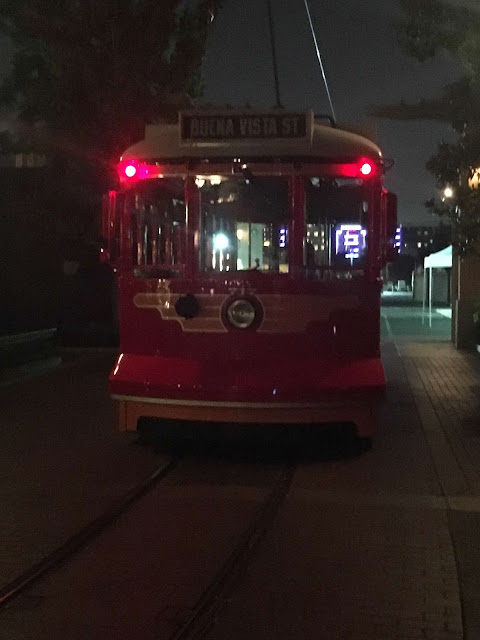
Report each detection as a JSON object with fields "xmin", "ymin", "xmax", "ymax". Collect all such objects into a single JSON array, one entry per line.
[
  {"xmin": 0, "ymin": 0, "xmax": 222, "ymax": 240},
  {"xmin": 371, "ymin": 0, "xmax": 480, "ymax": 254},
  {"xmin": 0, "ymin": 0, "xmax": 222, "ymax": 158}
]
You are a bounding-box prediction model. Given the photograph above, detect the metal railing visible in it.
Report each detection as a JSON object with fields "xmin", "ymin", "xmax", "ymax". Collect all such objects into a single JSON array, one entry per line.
[{"xmin": 0, "ymin": 329, "xmax": 58, "ymax": 371}]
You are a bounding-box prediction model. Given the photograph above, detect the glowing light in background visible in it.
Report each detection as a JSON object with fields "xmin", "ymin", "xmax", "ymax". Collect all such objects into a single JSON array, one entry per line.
[
  {"xmin": 443, "ymin": 186, "xmax": 454, "ymax": 198},
  {"xmin": 213, "ymin": 232, "xmax": 229, "ymax": 251},
  {"xmin": 212, "ymin": 232, "xmax": 229, "ymax": 271}
]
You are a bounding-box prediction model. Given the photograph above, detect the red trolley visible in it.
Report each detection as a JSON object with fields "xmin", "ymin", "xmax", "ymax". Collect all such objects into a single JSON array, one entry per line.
[{"xmin": 102, "ymin": 109, "xmax": 397, "ymax": 437}]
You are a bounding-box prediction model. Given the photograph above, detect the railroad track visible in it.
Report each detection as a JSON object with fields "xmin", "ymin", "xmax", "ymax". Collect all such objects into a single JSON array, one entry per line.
[
  {"xmin": 0, "ymin": 329, "xmax": 58, "ymax": 369},
  {"xmin": 0, "ymin": 328, "xmax": 61, "ymax": 385},
  {"xmin": 0, "ymin": 443, "xmax": 296, "ymax": 640},
  {"xmin": 0, "ymin": 422, "xmax": 364, "ymax": 625},
  {"xmin": 169, "ymin": 463, "xmax": 296, "ymax": 640},
  {"xmin": 0, "ymin": 456, "xmax": 179, "ymax": 609}
]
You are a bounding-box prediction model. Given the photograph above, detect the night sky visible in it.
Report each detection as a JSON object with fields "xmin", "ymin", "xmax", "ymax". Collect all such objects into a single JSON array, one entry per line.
[
  {"xmin": 0, "ymin": 1, "xmax": 464, "ymax": 227},
  {"xmin": 202, "ymin": 0, "xmax": 464, "ymax": 226}
]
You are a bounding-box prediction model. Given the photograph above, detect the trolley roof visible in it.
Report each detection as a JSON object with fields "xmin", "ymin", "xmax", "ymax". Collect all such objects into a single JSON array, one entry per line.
[{"xmin": 121, "ymin": 110, "xmax": 383, "ymax": 164}]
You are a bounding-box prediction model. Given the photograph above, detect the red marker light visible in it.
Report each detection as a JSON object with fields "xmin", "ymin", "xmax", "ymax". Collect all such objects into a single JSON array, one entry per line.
[
  {"xmin": 118, "ymin": 160, "xmax": 164, "ymax": 182},
  {"xmin": 359, "ymin": 161, "xmax": 373, "ymax": 176},
  {"xmin": 125, "ymin": 164, "xmax": 137, "ymax": 178}
]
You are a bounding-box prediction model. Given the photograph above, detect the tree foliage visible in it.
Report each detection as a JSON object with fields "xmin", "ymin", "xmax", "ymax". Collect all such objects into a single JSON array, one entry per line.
[
  {"xmin": 0, "ymin": 0, "xmax": 222, "ymax": 245},
  {"xmin": 371, "ymin": 0, "xmax": 480, "ymax": 254},
  {"xmin": 0, "ymin": 0, "xmax": 222, "ymax": 162}
]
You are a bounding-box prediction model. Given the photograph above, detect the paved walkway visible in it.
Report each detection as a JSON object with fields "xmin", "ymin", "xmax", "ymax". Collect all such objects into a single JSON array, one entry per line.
[
  {"xmin": 397, "ymin": 342, "xmax": 480, "ymax": 639},
  {"xmin": 382, "ymin": 307, "xmax": 480, "ymax": 640},
  {"xmin": 381, "ymin": 304, "xmax": 452, "ymax": 341}
]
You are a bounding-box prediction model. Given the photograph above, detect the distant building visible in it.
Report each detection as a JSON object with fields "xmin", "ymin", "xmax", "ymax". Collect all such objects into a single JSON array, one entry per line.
[
  {"xmin": 398, "ymin": 224, "xmax": 451, "ymax": 260},
  {"xmin": 384, "ymin": 223, "xmax": 452, "ymax": 293},
  {"xmin": 0, "ymin": 152, "xmax": 47, "ymax": 168}
]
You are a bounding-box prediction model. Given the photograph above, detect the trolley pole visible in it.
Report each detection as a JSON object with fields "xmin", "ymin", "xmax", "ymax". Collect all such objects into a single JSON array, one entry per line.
[{"xmin": 266, "ymin": 0, "xmax": 283, "ymax": 108}]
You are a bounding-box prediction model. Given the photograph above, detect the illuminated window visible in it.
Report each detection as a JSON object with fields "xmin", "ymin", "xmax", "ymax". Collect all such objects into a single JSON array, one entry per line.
[
  {"xmin": 305, "ymin": 177, "xmax": 368, "ymax": 273},
  {"xmin": 199, "ymin": 176, "xmax": 289, "ymax": 273}
]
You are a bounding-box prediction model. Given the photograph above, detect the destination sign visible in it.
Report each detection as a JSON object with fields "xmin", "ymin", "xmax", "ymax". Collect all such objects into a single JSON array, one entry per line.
[{"xmin": 180, "ymin": 112, "xmax": 310, "ymax": 142}]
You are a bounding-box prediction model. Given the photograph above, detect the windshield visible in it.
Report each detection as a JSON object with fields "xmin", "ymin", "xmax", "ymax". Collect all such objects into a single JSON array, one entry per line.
[
  {"xmin": 305, "ymin": 177, "xmax": 369, "ymax": 272},
  {"xmin": 122, "ymin": 174, "xmax": 370, "ymax": 278},
  {"xmin": 198, "ymin": 176, "xmax": 289, "ymax": 273},
  {"xmin": 128, "ymin": 178, "xmax": 186, "ymax": 274}
]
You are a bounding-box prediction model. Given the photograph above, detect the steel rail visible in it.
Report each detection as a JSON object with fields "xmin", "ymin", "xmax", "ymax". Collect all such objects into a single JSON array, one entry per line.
[
  {"xmin": 168, "ymin": 463, "xmax": 296, "ymax": 640},
  {"xmin": 0, "ymin": 457, "xmax": 179, "ymax": 609}
]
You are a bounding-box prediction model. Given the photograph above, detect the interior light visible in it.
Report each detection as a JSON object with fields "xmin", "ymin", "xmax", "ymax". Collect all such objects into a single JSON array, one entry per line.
[
  {"xmin": 195, "ymin": 177, "xmax": 205, "ymax": 188},
  {"xmin": 210, "ymin": 175, "xmax": 222, "ymax": 186},
  {"xmin": 213, "ymin": 233, "xmax": 229, "ymax": 251},
  {"xmin": 340, "ymin": 224, "xmax": 362, "ymax": 230}
]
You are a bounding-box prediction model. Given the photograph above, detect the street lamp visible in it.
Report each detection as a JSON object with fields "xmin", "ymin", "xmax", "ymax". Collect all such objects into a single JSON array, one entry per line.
[{"xmin": 443, "ymin": 186, "xmax": 454, "ymax": 199}]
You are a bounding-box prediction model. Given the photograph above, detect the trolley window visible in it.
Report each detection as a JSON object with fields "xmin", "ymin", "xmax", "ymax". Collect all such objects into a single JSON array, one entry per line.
[
  {"xmin": 198, "ymin": 176, "xmax": 289, "ymax": 273},
  {"xmin": 127, "ymin": 178, "xmax": 186, "ymax": 277},
  {"xmin": 305, "ymin": 177, "xmax": 368, "ymax": 277}
]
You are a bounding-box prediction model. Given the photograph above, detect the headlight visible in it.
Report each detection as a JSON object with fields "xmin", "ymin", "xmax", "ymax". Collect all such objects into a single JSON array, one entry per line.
[{"xmin": 227, "ymin": 299, "xmax": 256, "ymax": 329}]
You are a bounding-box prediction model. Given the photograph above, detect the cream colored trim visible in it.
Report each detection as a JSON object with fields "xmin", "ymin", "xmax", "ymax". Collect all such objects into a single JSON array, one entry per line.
[
  {"xmin": 134, "ymin": 289, "xmax": 360, "ymax": 334},
  {"xmin": 111, "ymin": 394, "xmax": 348, "ymax": 409}
]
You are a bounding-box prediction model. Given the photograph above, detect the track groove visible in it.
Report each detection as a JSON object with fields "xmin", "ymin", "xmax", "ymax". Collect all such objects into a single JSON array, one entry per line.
[
  {"xmin": 0, "ymin": 456, "xmax": 178, "ymax": 609},
  {"xmin": 168, "ymin": 464, "xmax": 296, "ymax": 640}
]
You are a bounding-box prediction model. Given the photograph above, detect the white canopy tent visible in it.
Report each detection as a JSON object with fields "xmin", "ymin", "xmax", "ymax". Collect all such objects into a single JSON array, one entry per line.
[
  {"xmin": 423, "ymin": 245, "xmax": 452, "ymax": 326},
  {"xmin": 424, "ymin": 245, "xmax": 452, "ymax": 269}
]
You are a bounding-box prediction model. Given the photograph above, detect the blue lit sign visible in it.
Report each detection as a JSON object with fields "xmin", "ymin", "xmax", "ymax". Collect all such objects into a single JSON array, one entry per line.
[{"xmin": 335, "ymin": 224, "xmax": 367, "ymax": 264}]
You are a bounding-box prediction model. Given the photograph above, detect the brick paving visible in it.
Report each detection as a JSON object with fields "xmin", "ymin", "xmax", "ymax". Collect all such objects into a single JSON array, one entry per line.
[
  {"xmin": 397, "ymin": 340, "xmax": 480, "ymax": 640},
  {"xmin": 213, "ymin": 503, "xmax": 463, "ymax": 640},
  {"xmin": 206, "ymin": 320, "xmax": 480, "ymax": 640},
  {"xmin": 400, "ymin": 342, "xmax": 480, "ymax": 496}
]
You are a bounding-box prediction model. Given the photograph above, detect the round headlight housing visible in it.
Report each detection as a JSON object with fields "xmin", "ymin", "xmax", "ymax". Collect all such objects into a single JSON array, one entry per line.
[{"xmin": 227, "ymin": 298, "xmax": 256, "ymax": 329}]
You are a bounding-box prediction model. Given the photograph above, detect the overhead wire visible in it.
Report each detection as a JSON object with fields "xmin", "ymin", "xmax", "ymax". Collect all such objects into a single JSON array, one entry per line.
[
  {"xmin": 266, "ymin": 0, "xmax": 283, "ymax": 108},
  {"xmin": 303, "ymin": 0, "xmax": 337, "ymax": 123}
]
